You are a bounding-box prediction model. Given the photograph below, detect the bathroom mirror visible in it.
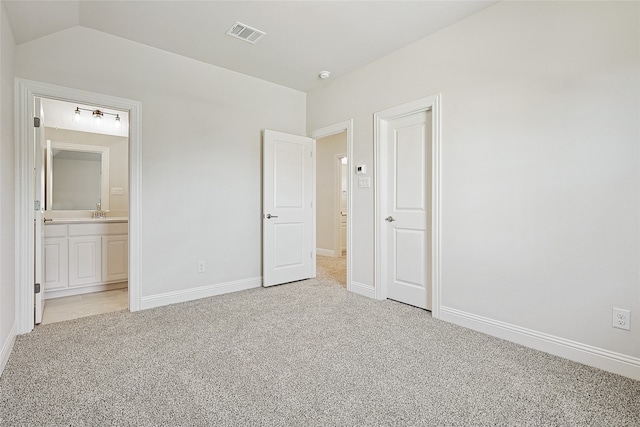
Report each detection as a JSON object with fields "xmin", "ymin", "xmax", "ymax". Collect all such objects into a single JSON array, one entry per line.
[{"xmin": 46, "ymin": 141, "xmax": 110, "ymax": 211}]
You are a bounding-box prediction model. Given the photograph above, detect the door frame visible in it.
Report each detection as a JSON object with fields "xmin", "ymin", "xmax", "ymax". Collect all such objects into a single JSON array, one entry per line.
[
  {"xmin": 374, "ymin": 94, "xmax": 442, "ymax": 318},
  {"xmin": 15, "ymin": 78, "xmax": 142, "ymax": 334},
  {"xmin": 309, "ymin": 120, "xmax": 353, "ymax": 292},
  {"xmin": 334, "ymin": 152, "xmax": 347, "ymax": 257}
]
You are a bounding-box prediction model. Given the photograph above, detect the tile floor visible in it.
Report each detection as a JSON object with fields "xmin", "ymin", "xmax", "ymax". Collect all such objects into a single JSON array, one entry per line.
[{"xmin": 40, "ymin": 287, "xmax": 129, "ymax": 325}]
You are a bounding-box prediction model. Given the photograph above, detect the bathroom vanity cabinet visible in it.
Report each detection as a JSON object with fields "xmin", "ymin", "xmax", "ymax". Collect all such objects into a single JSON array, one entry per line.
[{"xmin": 43, "ymin": 220, "xmax": 128, "ymax": 298}]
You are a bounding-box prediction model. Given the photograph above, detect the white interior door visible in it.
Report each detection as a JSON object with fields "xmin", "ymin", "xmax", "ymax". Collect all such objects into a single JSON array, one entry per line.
[
  {"xmin": 263, "ymin": 130, "xmax": 315, "ymax": 287},
  {"xmin": 34, "ymin": 98, "xmax": 46, "ymax": 324},
  {"xmin": 382, "ymin": 110, "xmax": 432, "ymax": 310}
]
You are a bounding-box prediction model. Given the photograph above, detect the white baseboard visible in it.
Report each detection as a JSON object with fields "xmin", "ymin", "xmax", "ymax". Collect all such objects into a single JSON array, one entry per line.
[
  {"xmin": 316, "ymin": 248, "xmax": 335, "ymax": 257},
  {"xmin": 440, "ymin": 306, "xmax": 640, "ymax": 380},
  {"xmin": 140, "ymin": 277, "xmax": 261, "ymax": 310},
  {"xmin": 349, "ymin": 281, "xmax": 376, "ymax": 299},
  {"xmin": 0, "ymin": 321, "xmax": 17, "ymax": 378},
  {"xmin": 45, "ymin": 282, "xmax": 128, "ymax": 300}
]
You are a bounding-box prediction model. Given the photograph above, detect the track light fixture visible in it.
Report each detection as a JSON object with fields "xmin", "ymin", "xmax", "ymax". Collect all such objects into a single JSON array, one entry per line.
[
  {"xmin": 73, "ymin": 107, "xmax": 122, "ymax": 129},
  {"xmin": 93, "ymin": 109, "xmax": 103, "ymax": 125}
]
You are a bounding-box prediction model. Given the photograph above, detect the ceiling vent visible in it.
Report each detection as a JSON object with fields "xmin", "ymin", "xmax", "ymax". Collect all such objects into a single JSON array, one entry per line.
[{"xmin": 226, "ymin": 22, "xmax": 266, "ymax": 44}]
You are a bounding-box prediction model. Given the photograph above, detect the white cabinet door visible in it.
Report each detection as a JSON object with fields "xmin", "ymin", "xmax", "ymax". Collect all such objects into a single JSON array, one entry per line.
[
  {"xmin": 102, "ymin": 235, "xmax": 128, "ymax": 283},
  {"xmin": 43, "ymin": 237, "xmax": 68, "ymax": 291},
  {"xmin": 68, "ymin": 236, "xmax": 102, "ymax": 287}
]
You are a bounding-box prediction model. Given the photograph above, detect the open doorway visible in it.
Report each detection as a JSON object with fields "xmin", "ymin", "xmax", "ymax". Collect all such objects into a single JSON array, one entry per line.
[
  {"xmin": 315, "ymin": 132, "xmax": 347, "ymax": 287},
  {"xmin": 37, "ymin": 97, "xmax": 130, "ymax": 325},
  {"xmin": 310, "ymin": 120, "xmax": 353, "ymax": 291},
  {"xmin": 15, "ymin": 79, "xmax": 142, "ymax": 335}
]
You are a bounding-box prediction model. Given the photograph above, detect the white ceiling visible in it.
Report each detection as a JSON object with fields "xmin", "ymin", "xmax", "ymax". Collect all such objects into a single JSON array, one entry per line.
[{"xmin": 4, "ymin": 1, "xmax": 498, "ymax": 92}]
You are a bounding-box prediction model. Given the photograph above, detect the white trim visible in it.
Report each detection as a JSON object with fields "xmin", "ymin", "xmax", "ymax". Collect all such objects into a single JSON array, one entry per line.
[
  {"xmin": 15, "ymin": 78, "xmax": 142, "ymax": 335},
  {"xmin": 350, "ymin": 281, "xmax": 376, "ymax": 299},
  {"xmin": 309, "ymin": 121, "xmax": 351, "ymax": 139},
  {"xmin": 312, "ymin": 138, "xmax": 317, "ymax": 279},
  {"xmin": 140, "ymin": 277, "xmax": 261, "ymax": 310},
  {"xmin": 440, "ymin": 306, "xmax": 640, "ymax": 380},
  {"xmin": 316, "ymin": 248, "xmax": 335, "ymax": 257},
  {"xmin": 309, "ymin": 120, "xmax": 354, "ymax": 294},
  {"xmin": 0, "ymin": 321, "xmax": 17, "ymax": 377},
  {"xmin": 45, "ymin": 281, "xmax": 127, "ymax": 300},
  {"xmin": 374, "ymin": 94, "xmax": 442, "ymax": 319},
  {"xmin": 334, "ymin": 153, "xmax": 345, "ymax": 258},
  {"xmin": 15, "ymin": 81, "xmax": 32, "ymax": 335}
]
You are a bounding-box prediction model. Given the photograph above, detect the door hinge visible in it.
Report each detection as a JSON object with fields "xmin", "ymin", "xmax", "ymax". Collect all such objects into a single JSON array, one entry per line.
[
  {"xmin": 34, "ymin": 283, "xmax": 40, "ymax": 294},
  {"xmin": 34, "ymin": 200, "xmax": 41, "ymax": 211},
  {"xmin": 34, "ymin": 117, "xmax": 41, "ymax": 128}
]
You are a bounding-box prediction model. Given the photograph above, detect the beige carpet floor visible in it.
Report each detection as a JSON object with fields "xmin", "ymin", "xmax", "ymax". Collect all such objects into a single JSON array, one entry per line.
[
  {"xmin": 2, "ymin": 267, "xmax": 639, "ymax": 425},
  {"xmin": 316, "ymin": 254, "xmax": 346, "ymax": 287}
]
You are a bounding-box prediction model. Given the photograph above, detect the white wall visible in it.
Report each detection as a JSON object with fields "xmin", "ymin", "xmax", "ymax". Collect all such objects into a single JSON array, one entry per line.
[
  {"xmin": 307, "ymin": 1, "xmax": 640, "ymax": 375},
  {"xmin": 0, "ymin": 2, "xmax": 16, "ymax": 374},
  {"xmin": 16, "ymin": 27, "xmax": 306, "ymax": 300},
  {"xmin": 45, "ymin": 128, "xmax": 129, "ymax": 212},
  {"xmin": 316, "ymin": 131, "xmax": 346, "ymax": 254}
]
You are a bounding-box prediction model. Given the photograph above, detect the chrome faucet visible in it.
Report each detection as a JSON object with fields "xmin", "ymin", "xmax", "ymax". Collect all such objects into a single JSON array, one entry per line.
[{"xmin": 93, "ymin": 202, "xmax": 106, "ymax": 219}]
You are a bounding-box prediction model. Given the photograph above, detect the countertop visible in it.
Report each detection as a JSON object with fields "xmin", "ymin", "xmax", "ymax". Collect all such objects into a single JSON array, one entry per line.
[{"xmin": 44, "ymin": 217, "xmax": 129, "ymax": 224}]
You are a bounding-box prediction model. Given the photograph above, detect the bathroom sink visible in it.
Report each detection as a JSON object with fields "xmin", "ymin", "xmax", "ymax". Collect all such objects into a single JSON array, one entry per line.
[{"xmin": 93, "ymin": 217, "xmax": 128, "ymax": 222}]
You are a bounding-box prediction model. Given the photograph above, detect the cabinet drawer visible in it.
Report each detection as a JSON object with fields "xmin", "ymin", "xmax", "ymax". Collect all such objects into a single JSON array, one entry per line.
[
  {"xmin": 68, "ymin": 222, "xmax": 128, "ymax": 236},
  {"xmin": 44, "ymin": 224, "xmax": 67, "ymax": 237}
]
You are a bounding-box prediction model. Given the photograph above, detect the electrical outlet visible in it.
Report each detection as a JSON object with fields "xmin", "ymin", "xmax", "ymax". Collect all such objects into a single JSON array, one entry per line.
[
  {"xmin": 612, "ymin": 308, "xmax": 630, "ymax": 331},
  {"xmin": 197, "ymin": 261, "xmax": 206, "ymax": 273}
]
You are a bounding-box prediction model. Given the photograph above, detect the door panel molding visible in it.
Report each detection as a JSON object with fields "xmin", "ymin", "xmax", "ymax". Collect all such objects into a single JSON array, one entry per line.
[{"xmin": 374, "ymin": 94, "xmax": 442, "ymax": 318}]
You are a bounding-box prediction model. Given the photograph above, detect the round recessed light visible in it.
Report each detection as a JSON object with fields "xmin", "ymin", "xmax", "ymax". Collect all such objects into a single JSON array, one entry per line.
[{"xmin": 319, "ymin": 71, "xmax": 331, "ymax": 79}]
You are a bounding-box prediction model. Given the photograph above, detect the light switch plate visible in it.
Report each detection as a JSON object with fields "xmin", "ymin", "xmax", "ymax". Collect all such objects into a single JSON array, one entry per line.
[
  {"xmin": 358, "ymin": 177, "xmax": 371, "ymax": 188},
  {"xmin": 356, "ymin": 164, "xmax": 367, "ymax": 174}
]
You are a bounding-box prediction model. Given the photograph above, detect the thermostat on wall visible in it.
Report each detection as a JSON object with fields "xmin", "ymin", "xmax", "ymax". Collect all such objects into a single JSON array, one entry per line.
[{"xmin": 356, "ymin": 164, "xmax": 366, "ymax": 174}]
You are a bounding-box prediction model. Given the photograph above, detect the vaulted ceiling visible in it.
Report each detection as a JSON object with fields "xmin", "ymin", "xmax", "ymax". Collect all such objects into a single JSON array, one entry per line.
[{"xmin": 3, "ymin": 1, "xmax": 497, "ymax": 92}]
